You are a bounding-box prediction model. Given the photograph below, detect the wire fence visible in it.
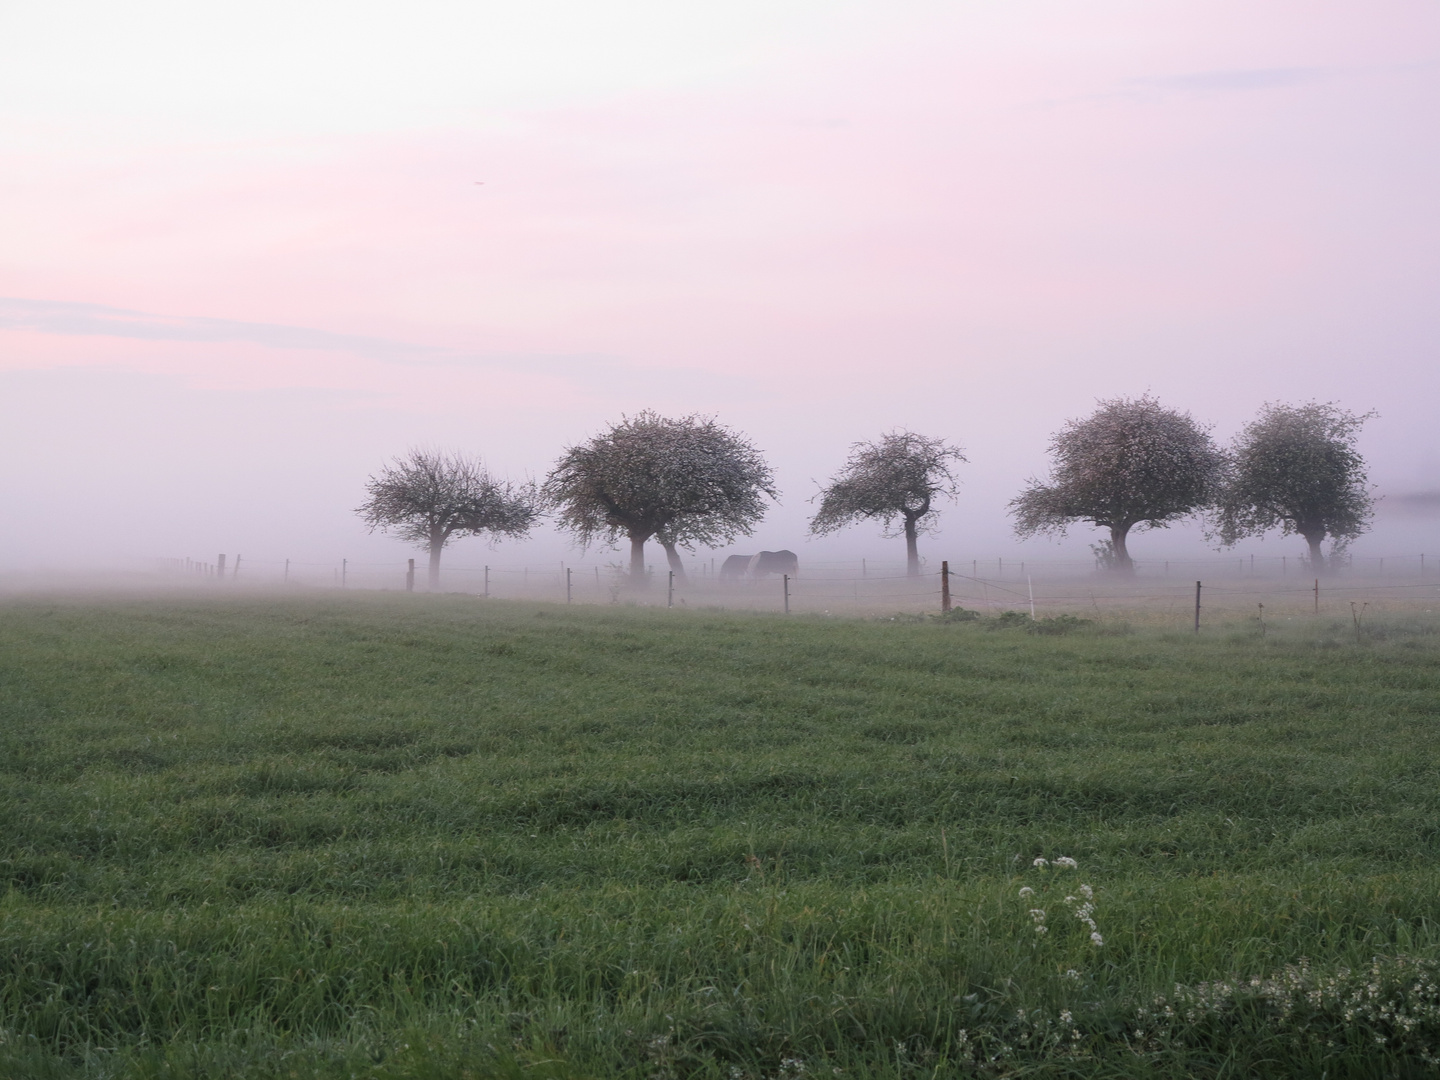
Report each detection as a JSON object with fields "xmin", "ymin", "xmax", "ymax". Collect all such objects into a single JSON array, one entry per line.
[{"xmin": 155, "ymin": 551, "xmax": 1440, "ymax": 625}]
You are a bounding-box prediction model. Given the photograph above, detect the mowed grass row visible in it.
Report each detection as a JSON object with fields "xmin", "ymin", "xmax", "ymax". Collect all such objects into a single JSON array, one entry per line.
[{"xmin": 1, "ymin": 593, "xmax": 1439, "ymax": 1078}]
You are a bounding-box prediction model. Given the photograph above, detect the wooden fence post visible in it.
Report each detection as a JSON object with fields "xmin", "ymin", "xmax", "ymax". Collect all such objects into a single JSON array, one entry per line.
[
  {"xmin": 568, "ymin": 567, "xmax": 573, "ymax": 605},
  {"xmin": 406, "ymin": 559, "xmax": 415, "ymax": 592},
  {"xmin": 284, "ymin": 558, "xmax": 289, "ymax": 583},
  {"xmin": 234, "ymin": 554, "xmax": 241, "ymax": 579},
  {"xmin": 342, "ymin": 559, "xmax": 347, "ymax": 588},
  {"xmin": 484, "ymin": 566, "xmax": 490, "ymax": 598},
  {"xmin": 783, "ymin": 573, "xmax": 790, "ymax": 615},
  {"xmin": 667, "ymin": 570, "xmax": 674, "ymax": 608},
  {"xmin": 1194, "ymin": 581, "xmax": 1201, "ymax": 634},
  {"xmin": 1314, "ymin": 578, "xmax": 1319, "ymax": 615},
  {"xmin": 941, "ymin": 560, "xmax": 951, "ymax": 614},
  {"xmin": 217, "ymin": 554, "xmax": 226, "ymax": 579}
]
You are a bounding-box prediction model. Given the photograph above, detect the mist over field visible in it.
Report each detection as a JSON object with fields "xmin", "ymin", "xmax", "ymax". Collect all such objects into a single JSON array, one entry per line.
[{"xmin": 1, "ymin": 1, "xmax": 1437, "ymax": 576}]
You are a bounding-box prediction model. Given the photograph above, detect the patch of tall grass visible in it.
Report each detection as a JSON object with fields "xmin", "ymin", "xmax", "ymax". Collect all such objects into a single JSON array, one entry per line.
[{"xmin": 1, "ymin": 593, "xmax": 1439, "ymax": 1077}]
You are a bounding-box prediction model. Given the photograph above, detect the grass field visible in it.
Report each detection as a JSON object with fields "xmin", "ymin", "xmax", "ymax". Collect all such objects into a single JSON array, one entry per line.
[{"xmin": 2, "ymin": 593, "xmax": 1440, "ymax": 1078}]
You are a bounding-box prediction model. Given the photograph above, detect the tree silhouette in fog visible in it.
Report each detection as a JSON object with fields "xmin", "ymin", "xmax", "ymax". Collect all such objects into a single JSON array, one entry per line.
[
  {"xmin": 544, "ymin": 412, "xmax": 777, "ymax": 585},
  {"xmin": 1009, "ymin": 395, "xmax": 1223, "ymax": 574},
  {"xmin": 356, "ymin": 449, "xmax": 540, "ymax": 589},
  {"xmin": 809, "ymin": 430, "xmax": 966, "ymax": 577},
  {"xmin": 1210, "ymin": 401, "xmax": 1375, "ymax": 573}
]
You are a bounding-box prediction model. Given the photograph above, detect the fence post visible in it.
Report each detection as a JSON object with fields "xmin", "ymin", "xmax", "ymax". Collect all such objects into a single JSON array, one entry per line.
[
  {"xmin": 862, "ymin": 558, "xmax": 867, "ymax": 578},
  {"xmin": 484, "ymin": 566, "xmax": 490, "ymax": 598},
  {"xmin": 342, "ymin": 559, "xmax": 347, "ymax": 588},
  {"xmin": 234, "ymin": 554, "xmax": 241, "ymax": 579},
  {"xmin": 941, "ymin": 560, "xmax": 951, "ymax": 614},
  {"xmin": 567, "ymin": 567, "xmax": 573, "ymax": 605},
  {"xmin": 1314, "ymin": 578, "xmax": 1319, "ymax": 615},
  {"xmin": 1028, "ymin": 576, "xmax": 1035, "ymax": 619},
  {"xmin": 406, "ymin": 559, "xmax": 415, "ymax": 592},
  {"xmin": 217, "ymin": 554, "xmax": 226, "ymax": 579},
  {"xmin": 783, "ymin": 573, "xmax": 790, "ymax": 615},
  {"xmin": 667, "ymin": 571, "xmax": 674, "ymax": 608},
  {"xmin": 1194, "ymin": 581, "xmax": 1201, "ymax": 634},
  {"xmin": 284, "ymin": 558, "xmax": 290, "ymax": 583}
]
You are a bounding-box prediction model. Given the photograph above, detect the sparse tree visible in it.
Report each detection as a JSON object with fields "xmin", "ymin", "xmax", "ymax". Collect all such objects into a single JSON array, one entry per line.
[
  {"xmin": 809, "ymin": 430, "xmax": 966, "ymax": 577},
  {"xmin": 1210, "ymin": 401, "xmax": 1375, "ymax": 572},
  {"xmin": 1009, "ymin": 395, "xmax": 1224, "ymax": 573},
  {"xmin": 544, "ymin": 412, "xmax": 777, "ymax": 585},
  {"xmin": 356, "ymin": 449, "xmax": 540, "ymax": 589}
]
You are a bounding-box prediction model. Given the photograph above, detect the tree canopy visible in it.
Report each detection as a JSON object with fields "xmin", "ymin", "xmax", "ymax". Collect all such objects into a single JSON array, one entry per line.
[
  {"xmin": 1009, "ymin": 395, "xmax": 1224, "ymax": 572},
  {"xmin": 809, "ymin": 430, "xmax": 966, "ymax": 576},
  {"xmin": 1210, "ymin": 401, "xmax": 1374, "ymax": 572},
  {"xmin": 356, "ymin": 449, "xmax": 540, "ymax": 588},
  {"xmin": 543, "ymin": 412, "xmax": 777, "ymax": 583}
]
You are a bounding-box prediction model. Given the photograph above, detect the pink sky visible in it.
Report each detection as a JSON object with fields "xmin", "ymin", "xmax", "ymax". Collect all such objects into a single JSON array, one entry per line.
[{"xmin": 2, "ymin": 1, "xmax": 1438, "ymax": 571}]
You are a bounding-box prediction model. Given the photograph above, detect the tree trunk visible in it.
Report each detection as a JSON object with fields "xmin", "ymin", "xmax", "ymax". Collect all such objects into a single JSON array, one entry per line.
[
  {"xmin": 428, "ymin": 533, "xmax": 444, "ymax": 590},
  {"xmin": 628, "ymin": 532, "xmax": 648, "ymax": 586},
  {"xmin": 661, "ymin": 542, "xmax": 689, "ymax": 585},
  {"xmin": 904, "ymin": 514, "xmax": 921, "ymax": 577},
  {"xmin": 1303, "ymin": 530, "xmax": 1328, "ymax": 574},
  {"xmin": 1109, "ymin": 525, "xmax": 1135, "ymax": 575}
]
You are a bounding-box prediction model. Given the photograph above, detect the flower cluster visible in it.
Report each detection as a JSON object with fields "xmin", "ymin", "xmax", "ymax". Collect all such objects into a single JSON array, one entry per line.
[
  {"xmin": 1130, "ymin": 955, "xmax": 1440, "ymax": 1061},
  {"xmin": 1063, "ymin": 883, "xmax": 1103, "ymax": 947},
  {"xmin": 1018, "ymin": 855, "xmax": 1101, "ymax": 948},
  {"xmin": 939, "ymin": 955, "xmax": 1440, "ymax": 1072}
]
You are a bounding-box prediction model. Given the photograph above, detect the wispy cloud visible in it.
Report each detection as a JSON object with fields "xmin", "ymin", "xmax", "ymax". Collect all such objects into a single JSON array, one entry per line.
[
  {"xmin": 0, "ymin": 296, "xmax": 445, "ymax": 365},
  {"xmin": 1123, "ymin": 67, "xmax": 1333, "ymax": 95},
  {"xmin": 0, "ymin": 296, "xmax": 742, "ymax": 397}
]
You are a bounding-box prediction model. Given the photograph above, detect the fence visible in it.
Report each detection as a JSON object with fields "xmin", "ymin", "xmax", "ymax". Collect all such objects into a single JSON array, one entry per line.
[{"xmin": 155, "ymin": 551, "xmax": 1440, "ymax": 626}]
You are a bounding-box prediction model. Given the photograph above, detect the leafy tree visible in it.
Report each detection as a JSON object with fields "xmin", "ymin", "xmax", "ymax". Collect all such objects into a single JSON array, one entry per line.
[
  {"xmin": 356, "ymin": 449, "xmax": 540, "ymax": 589},
  {"xmin": 1009, "ymin": 395, "xmax": 1224, "ymax": 573},
  {"xmin": 544, "ymin": 412, "xmax": 777, "ymax": 585},
  {"xmin": 1211, "ymin": 401, "xmax": 1375, "ymax": 572},
  {"xmin": 809, "ymin": 430, "xmax": 966, "ymax": 577}
]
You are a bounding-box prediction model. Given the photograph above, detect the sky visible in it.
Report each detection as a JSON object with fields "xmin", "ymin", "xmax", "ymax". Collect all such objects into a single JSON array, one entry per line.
[{"xmin": 1, "ymin": 0, "xmax": 1438, "ymax": 577}]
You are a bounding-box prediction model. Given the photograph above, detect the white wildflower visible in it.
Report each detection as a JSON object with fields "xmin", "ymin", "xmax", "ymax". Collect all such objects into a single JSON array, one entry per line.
[
  {"xmin": 1091, "ymin": 931, "xmax": 1104, "ymax": 947},
  {"xmin": 1033, "ymin": 857, "xmax": 1049, "ymax": 868},
  {"xmin": 1018, "ymin": 886, "xmax": 1034, "ymax": 897},
  {"xmin": 1054, "ymin": 856, "xmax": 1078, "ymax": 869},
  {"xmin": 1079, "ymin": 884, "xmax": 1093, "ymax": 900}
]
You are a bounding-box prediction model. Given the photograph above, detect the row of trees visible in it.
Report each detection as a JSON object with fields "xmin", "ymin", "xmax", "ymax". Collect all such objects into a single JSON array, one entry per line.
[
  {"xmin": 356, "ymin": 398, "xmax": 1375, "ymax": 587},
  {"xmin": 1011, "ymin": 396, "xmax": 1375, "ymax": 572}
]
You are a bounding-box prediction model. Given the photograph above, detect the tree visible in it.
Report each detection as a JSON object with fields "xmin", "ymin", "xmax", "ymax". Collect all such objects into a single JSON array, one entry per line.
[
  {"xmin": 809, "ymin": 430, "xmax": 966, "ymax": 577},
  {"xmin": 1009, "ymin": 395, "xmax": 1224, "ymax": 573},
  {"xmin": 1210, "ymin": 401, "xmax": 1375, "ymax": 572},
  {"xmin": 356, "ymin": 449, "xmax": 540, "ymax": 589},
  {"xmin": 543, "ymin": 412, "xmax": 777, "ymax": 585}
]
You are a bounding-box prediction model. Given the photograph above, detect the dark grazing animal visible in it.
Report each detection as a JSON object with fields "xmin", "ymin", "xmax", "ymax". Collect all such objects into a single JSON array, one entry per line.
[
  {"xmin": 719, "ymin": 554, "xmax": 753, "ymax": 582},
  {"xmin": 747, "ymin": 550, "xmax": 799, "ymax": 578}
]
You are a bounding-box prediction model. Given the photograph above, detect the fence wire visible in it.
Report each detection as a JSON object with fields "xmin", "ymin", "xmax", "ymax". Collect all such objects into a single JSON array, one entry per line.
[{"xmin": 154, "ymin": 552, "xmax": 1440, "ymax": 624}]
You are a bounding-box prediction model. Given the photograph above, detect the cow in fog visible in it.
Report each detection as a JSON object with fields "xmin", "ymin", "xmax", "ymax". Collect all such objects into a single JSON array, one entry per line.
[
  {"xmin": 719, "ymin": 554, "xmax": 753, "ymax": 582},
  {"xmin": 747, "ymin": 550, "xmax": 799, "ymax": 579}
]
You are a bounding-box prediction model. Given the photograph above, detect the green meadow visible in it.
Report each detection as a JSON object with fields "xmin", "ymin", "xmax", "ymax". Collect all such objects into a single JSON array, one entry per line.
[{"xmin": 2, "ymin": 592, "xmax": 1440, "ymax": 1078}]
